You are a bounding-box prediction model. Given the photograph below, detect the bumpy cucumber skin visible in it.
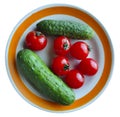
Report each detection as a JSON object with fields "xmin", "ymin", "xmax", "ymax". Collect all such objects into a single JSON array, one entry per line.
[
  {"xmin": 17, "ymin": 49, "xmax": 75, "ymax": 105},
  {"xmin": 36, "ymin": 20, "xmax": 94, "ymax": 39}
]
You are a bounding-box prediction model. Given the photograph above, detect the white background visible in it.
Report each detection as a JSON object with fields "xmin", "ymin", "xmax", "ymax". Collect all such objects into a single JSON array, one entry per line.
[{"xmin": 0, "ymin": 0, "xmax": 120, "ymax": 116}]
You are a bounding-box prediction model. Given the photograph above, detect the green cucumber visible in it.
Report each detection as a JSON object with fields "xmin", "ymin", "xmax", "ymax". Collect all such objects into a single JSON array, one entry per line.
[
  {"xmin": 36, "ymin": 20, "xmax": 94, "ymax": 39},
  {"xmin": 17, "ymin": 49, "xmax": 75, "ymax": 105}
]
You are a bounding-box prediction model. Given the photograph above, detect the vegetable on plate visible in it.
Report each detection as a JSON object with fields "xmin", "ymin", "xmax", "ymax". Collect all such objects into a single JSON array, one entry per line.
[
  {"xmin": 17, "ymin": 49, "xmax": 75, "ymax": 105},
  {"xmin": 36, "ymin": 20, "xmax": 95, "ymax": 39},
  {"xmin": 65, "ymin": 69, "xmax": 84, "ymax": 89},
  {"xmin": 51, "ymin": 56, "xmax": 70, "ymax": 76},
  {"xmin": 70, "ymin": 41, "xmax": 90, "ymax": 60},
  {"xmin": 54, "ymin": 36, "xmax": 71, "ymax": 56},
  {"xmin": 25, "ymin": 31, "xmax": 47, "ymax": 51},
  {"xmin": 78, "ymin": 58, "xmax": 98, "ymax": 76}
]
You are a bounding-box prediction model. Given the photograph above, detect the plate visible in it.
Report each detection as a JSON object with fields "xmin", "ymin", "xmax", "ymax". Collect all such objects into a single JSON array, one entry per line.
[{"xmin": 5, "ymin": 4, "xmax": 114, "ymax": 112}]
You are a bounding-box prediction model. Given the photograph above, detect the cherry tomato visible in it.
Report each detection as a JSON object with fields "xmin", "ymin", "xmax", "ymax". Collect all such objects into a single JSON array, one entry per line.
[
  {"xmin": 54, "ymin": 36, "xmax": 71, "ymax": 56},
  {"xmin": 70, "ymin": 41, "xmax": 90, "ymax": 60},
  {"xmin": 78, "ymin": 58, "xmax": 98, "ymax": 76},
  {"xmin": 64, "ymin": 69, "xmax": 84, "ymax": 89},
  {"xmin": 51, "ymin": 56, "xmax": 70, "ymax": 76},
  {"xmin": 25, "ymin": 31, "xmax": 47, "ymax": 51}
]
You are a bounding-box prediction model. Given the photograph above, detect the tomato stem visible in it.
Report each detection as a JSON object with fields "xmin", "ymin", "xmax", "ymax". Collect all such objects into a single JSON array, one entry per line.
[
  {"xmin": 87, "ymin": 45, "xmax": 92, "ymax": 51},
  {"xmin": 64, "ymin": 64, "xmax": 69, "ymax": 70},
  {"xmin": 63, "ymin": 43, "xmax": 69, "ymax": 50},
  {"xmin": 36, "ymin": 31, "xmax": 42, "ymax": 36}
]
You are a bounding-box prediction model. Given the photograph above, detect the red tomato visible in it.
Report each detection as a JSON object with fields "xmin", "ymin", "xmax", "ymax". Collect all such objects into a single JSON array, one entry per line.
[
  {"xmin": 25, "ymin": 31, "xmax": 47, "ymax": 51},
  {"xmin": 54, "ymin": 36, "xmax": 71, "ymax": 56},
  {"xmin": 64, "ymin": 69, "xmax": 84, "ymax": 89},
  {"xmin": 51, "ymin": 56, "xmax": 70, "ymax": 76},
  {"xmin": 70, "ymin": 41, "xmax": 89, "ymax": 60},
  {"xmin": 78, "ymin": 58, "xmax": 98, "ymax": 76}
]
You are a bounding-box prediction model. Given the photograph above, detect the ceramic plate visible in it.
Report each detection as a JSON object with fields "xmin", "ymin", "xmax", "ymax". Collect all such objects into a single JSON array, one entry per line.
[{"xmin": 5, "ymin": 4, "xmax": 114, "ymax": 112}]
